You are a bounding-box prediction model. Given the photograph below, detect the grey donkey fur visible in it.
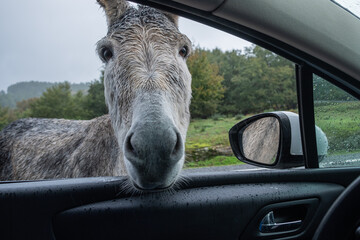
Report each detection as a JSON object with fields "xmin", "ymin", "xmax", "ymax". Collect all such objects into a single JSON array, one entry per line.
[{"xmin": 0, "ymin": 0, "xmax": 192, "ymax": 191}]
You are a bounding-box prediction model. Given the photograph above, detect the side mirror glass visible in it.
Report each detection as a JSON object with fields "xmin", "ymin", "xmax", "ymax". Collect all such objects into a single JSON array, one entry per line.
[
  {"xmin": 242, "ymin": 117, "xmax": 280, "ymax": 165},
  {"xmin": 229, "ymin": 111, "xmax": 328, "ymax": 169}
]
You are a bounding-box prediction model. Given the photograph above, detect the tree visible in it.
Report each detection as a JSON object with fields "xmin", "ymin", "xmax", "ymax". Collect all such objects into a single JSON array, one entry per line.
[
  {"xmin": 313, "ymin": 75, "xmax": 356, "ymax": 101},
  {"xmin": 15, "ymin": 98, "xmax": 38, "ymax": 119},
  {"xmin": 29, "ymin": 82, "xmax": 86, "ymax": 119},
  {"xmin": 187, "ymin": 48, "xmax": 225, "ymax": 118},
  {"xmin": 225, "ymin": 46, "xmax": 297, "ymax": 114},
  {"xmin": 0, "ymin": 106, "xmax": 17, "ymax": 130},
  {"xmin": 82, "ymin": 70, "xmax": 108, "ymax": 119},
  {"xmin": 207, "ymin": 48, "xmax": 247, "ymax": 114},
  {"xmin": 201, "ymin": 45, "xmax": 298, "ymax": 115}
]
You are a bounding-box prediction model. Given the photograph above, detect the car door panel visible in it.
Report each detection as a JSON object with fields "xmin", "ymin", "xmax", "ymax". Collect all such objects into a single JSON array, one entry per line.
[
  {"xmin": 2, "ymin": 168, "xmax": 359, "ymax": 240},
  {"xmin": 0, "ymin": 177, "xmax": 123, "ymax": 240},
  {"xmin": 53, "ymin": 182, "xmax": 341, "ymax": 240}
]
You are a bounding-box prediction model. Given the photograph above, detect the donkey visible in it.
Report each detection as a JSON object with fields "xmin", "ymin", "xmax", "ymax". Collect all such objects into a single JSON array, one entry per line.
[{"xmin": 0, "ymin": 0, "xmax": 192, "ymax": 191}]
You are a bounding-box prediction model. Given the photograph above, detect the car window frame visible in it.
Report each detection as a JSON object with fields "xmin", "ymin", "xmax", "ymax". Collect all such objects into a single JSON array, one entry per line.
[{"xmin": 296, "ymin": 64, "xmax": 360, "ymax": 168}]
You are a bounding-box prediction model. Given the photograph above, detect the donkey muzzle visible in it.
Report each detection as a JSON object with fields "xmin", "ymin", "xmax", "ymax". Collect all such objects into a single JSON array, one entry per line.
[{"xmin": 124, "ymin": 117, "xmax": 184, "ymax": 190}]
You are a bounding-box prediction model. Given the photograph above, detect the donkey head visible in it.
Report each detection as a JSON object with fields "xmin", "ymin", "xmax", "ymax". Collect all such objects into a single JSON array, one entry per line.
[{"xmin": 97, "ymin": 0, "xmax": 192, "ymax": 190}]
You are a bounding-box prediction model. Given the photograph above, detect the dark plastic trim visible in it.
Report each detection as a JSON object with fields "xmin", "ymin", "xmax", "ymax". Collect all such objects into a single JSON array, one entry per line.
[
  {"xmin": 53, "ymin": 183, "xmax": 342, "ymax": 240},
  {"xmin": 1, "ymin": 168, "xmax": 360, "ymax": 240},
  {"xmin": 296, "ymin": 65, "xmax": 319, "ymax": 168},
  {"xmin": 313, "ymin": 175, "xmax": 360, "ymax": 240}
]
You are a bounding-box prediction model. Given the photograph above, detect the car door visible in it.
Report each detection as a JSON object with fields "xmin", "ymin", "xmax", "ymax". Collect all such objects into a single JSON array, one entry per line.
[{"xmin": 1, "ymin": 0, "xmax": 360, "ymax": 240}]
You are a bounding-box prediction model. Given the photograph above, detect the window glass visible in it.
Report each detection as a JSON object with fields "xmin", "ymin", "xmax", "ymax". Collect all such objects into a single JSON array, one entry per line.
[
  {"xmin": 184, "ymin": 45, "xmax": 297, "ymax": 170},
  {"xmin": 0, "ymin": 1, "xmax": 297, "ymax": 182},
  {"xmin": 313, "ymin": 74, "xmax": 360, "ymax": 168}
]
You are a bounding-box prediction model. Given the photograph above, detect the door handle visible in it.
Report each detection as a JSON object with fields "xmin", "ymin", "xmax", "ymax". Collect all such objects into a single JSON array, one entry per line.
[{"xmin": 259, "ymin": 211, "xmax": 302, "ymax": 233}]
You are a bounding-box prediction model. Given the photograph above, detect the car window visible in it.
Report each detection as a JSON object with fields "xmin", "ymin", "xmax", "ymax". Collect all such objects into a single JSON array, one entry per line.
[
  {"xmin": 313, "ymin": 74, "xmax": 360, "ymax": 168},
  {"xmin": 184, "ymin": 44, "xmax": 297, "ymax": 171},
  {"xmin": 0, "ymin": 1, "xmax": 298, "ymax": 182}
]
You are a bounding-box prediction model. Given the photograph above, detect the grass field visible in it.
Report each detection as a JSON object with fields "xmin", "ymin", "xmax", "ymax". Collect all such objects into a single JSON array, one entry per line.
[
  {"xmin": 184, "ymin": 101, "xmax": 360, "ymax": 168},
  {"xmin": 185, "ymin": 156, "xmax": 241, "ymax": 168},
  {"xmin": 186, "ymin": 116, "xmax": 237, "ymax": 150},
  {"xmin": 184, "ymin": 115, "xmax": 245, "ymax": 168},
  {"xmin": 315, "ymin": 101, "xmax": 360, "ymax": 154}
]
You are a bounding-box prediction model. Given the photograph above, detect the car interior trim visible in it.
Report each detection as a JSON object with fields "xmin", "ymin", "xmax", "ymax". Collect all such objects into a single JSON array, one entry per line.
[
  {"xmin": 1, "ymin": 167, "xmax": 360, "ymax": 239},
  {"xmin": 296, "ymin": 65, "xmax": 319, "ymax": 168},
  {"xmin": 53, "ymin": 183, "xmax": 341, "ymax": 240}
]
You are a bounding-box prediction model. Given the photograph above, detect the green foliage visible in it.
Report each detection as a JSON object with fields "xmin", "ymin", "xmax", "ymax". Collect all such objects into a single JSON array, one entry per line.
[
  {"xmin": 227, "ymin": 46, "xmax": 296, "ymax": 114},
  {"xmin": 26, "ymin": 71, "xmax": 106, "ymax": 120},
  {"xmin": 235, "ymin": 114, "xmax": 245, "ymax": 120},
  {"xmin": 81, "ymin": 70, "xmax": 108, "ymax": 119},
  {"xmin": 0, "ymin": 71, "xmax": 107, "ymax": 129},
  {"xmin": 207, "ymin": 48, "xmax": 247, "ymax": 114},
  {"xmin": 211, "ymin": 113, "xmax": 225, "ymax": 121},
  {"xmin": 313, "ymin": 75, "xmax": 357, "ymax": 101},
  {"xmin": 204, "ymin": 45, "xmax": 297, "ymax": 115},
  {"xmin": 15, "ymin": 98, "xmax": 37, "ymax": 119},
  {"xmin": 29, "ymin": 82, "xmax": 87, "ymax": 119},
  {"xmin": 187, "ymin": 48, "xmax": 225, "ymax": 118},
  {"xmin": 0, "ymin": 106, "xmax": 17, "ymax": 130}
]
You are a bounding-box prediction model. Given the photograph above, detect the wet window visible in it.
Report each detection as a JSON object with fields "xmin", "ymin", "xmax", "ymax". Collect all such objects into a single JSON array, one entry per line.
[
  {"xmin": 313, "ymin": 74, "xmax": 360, "ymax": 168},
  {"xmin": 0, "ymin": 2, "xmax": 298, "ymax": 182},
  {"xmin": 184, "ymin": 44, "xmax": 297, "ymax": 171}
]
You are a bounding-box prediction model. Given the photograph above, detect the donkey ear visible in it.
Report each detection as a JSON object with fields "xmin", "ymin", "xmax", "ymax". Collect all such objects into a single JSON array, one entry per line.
[
  {"xmin": 97, "ymin": 0, "xmax": 129, "ymax": 27},
  {"xmin": 162, "ymin": 11, "xmax": 179, "ymax": 28}
]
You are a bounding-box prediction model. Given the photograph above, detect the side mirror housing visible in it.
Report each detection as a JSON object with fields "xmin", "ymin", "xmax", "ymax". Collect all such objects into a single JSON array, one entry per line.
[{"xmin": 229, "ymin": 111, "xmax": 328, "ymax": 169}]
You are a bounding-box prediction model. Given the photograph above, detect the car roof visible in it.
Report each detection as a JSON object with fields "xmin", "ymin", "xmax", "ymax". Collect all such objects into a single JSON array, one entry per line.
[{"xmin": 139, "ymin": 0, "xmax": 360, "ymax": 91}]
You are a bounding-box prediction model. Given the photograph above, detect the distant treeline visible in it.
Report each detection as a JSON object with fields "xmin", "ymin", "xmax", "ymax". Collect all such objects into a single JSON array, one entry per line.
[
  {"xmin": 0, "ymin": 45, "xmax": 353, "ymax": 130},
  {"xmin": 0, "ymin": 81, "xmax": 90, "ymax": 108},
  {"xmin": 0, "ymin": 74, "xmax": 106, "ymax": 130}
]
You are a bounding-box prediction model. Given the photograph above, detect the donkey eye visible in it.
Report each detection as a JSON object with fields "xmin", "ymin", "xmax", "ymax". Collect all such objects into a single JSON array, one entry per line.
[
  {"xmin": 100, "ymin": 47, "xmax": 113, "ymax": 62},
  {"xmin": 179, "ymin": 46, "xmax": 188, "ymax": 58}
]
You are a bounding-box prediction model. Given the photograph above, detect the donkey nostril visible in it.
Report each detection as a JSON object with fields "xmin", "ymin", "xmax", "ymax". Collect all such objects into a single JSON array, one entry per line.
[
  {"xmin": 125, "ymin": 134, "xmax": 137, "ymax": 157},
  {"xmin": 171, "ymin": 132, "xmax": 183, "ymax": 157}
]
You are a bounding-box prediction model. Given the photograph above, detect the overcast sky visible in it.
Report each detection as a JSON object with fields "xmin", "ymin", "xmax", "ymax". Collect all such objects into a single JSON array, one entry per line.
[{"xmin": 0, "ymin": 0, "xmax": 251, "ymax": 92}]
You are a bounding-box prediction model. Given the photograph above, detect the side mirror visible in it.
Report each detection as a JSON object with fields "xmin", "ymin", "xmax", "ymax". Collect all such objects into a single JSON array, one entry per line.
[{"xmin": 229, "ymin": 111, "xmax": 328, "ymax": 169}]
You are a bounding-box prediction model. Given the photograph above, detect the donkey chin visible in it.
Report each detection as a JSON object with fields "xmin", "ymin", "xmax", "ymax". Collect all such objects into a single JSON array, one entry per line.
[
  {"xmin": 122, "ymin": 111, "xmax": 185, "ymax": 191},
  {"xmin": 124, "ymin": 159, "xmax": 184, "ymax": 191}
]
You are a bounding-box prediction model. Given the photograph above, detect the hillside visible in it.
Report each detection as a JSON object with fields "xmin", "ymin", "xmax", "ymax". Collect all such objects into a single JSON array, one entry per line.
[{"xmin": 0, "ymin": 81, "xmax": 90, "ymax": 108}]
